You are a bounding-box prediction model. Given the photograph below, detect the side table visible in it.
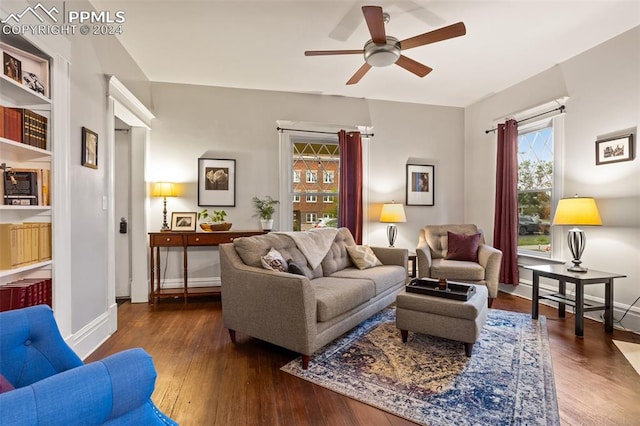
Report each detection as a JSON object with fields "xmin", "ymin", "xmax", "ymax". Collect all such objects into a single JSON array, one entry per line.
[{"xmin": 523, "ymin": 264, "xmax": 626, "ymax": 337}]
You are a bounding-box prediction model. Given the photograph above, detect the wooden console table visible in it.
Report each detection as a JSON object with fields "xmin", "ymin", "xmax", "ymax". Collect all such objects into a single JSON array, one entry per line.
[{"xmin": 149, "ymin": 230, "xmax": 266, "ymax": 306}]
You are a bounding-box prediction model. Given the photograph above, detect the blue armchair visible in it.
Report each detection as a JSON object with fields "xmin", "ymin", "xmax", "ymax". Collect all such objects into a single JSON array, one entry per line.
[{"xmin": 0, "ymin": 305, "xmax": 177, "ymax": 425}]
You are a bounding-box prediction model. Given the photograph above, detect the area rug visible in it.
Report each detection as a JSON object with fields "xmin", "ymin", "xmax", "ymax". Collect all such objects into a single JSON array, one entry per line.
[{"xmin": 281, "ymin": 307, "xmax": 559, "ymax": 426}]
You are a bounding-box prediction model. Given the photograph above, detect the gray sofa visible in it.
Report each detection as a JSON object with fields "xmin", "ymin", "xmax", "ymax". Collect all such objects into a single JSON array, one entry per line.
[{"xmin": 219, "ymin": 228, "xmax": 407, "ymax": 368}]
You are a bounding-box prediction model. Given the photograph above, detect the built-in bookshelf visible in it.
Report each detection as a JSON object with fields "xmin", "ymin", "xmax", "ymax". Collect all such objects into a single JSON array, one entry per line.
[{"xmin": 0, "ymin": 38, "xmax": 53, "ymax": 310}]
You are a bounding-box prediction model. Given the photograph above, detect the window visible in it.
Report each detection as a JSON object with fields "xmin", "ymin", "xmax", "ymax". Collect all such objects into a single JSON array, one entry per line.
[
  {"xmin": 518, "ymin": 124, "xmax": 553, "ymax": 256},
  {"xmin": 306, "ymin": 213, "xmax": 317, "ymax": 223},
  {"xmin": 306, "ymin": 170, "xmax": 317, "ymax": 183},
  {"xmin": 293, "ymin": 170, "xmax": 301, "ymax": 183},
  {"xmin": 291, "ymin": 140, "xmax": 340, "ymax": 230},
  {"xmin": 323, "ymin": 171, "xmax": 335, "ymax": 184},
  {"xmin": 292, "ymin": 195, "xmax": 300, "ymax": 203}
]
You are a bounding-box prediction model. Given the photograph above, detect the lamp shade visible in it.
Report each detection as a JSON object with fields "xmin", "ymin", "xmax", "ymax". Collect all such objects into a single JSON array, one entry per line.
[
  {"xmin": 380, "ymin": 203, "xmax": 407, "ymax": 223},
  {"xmin": 552, "ymin": 196, "xmax": 602, "ymax": 226},
  {"xmin": 151, "ymin": 182, "xmax": 177, "ymax": 198}
]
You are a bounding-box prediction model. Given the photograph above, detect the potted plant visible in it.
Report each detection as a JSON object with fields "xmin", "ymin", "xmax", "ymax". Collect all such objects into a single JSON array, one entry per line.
[
  {"xmin": 197, "ymin": 209, "xmax": 231, "ymax": 231},
  {"xmin": 252, "ymin": 196, "xmax": 279, "ymax": 231}
]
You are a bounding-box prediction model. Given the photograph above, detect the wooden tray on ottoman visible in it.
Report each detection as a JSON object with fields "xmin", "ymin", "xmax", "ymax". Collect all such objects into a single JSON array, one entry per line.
[{"xmin": 406, "ymin": 278, "xmax": 476, "ymax": 301}]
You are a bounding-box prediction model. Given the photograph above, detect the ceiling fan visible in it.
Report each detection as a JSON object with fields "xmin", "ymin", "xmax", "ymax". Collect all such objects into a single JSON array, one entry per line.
[{"xmin": 304, "ymin": 5, "xmax": 466, "ymax": 85}]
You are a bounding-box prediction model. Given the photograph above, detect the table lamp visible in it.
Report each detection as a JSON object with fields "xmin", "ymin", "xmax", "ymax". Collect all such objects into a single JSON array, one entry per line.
[
  {"xmin": 552, "ymin": 195, "xmax": 602, "ymax": 272},
  {"xmin": 151, "ymin": 182, "xmax": 177, "ymax": 232},
  {"xmin": 380, "ymin": 202, "xmax": 406, "ymax": 247}
]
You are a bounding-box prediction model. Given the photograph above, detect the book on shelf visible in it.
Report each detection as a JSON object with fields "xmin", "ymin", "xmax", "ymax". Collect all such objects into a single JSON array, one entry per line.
[
  {"xmin": 0, "ymin": 105, "xmax": 48, "ymax": 149},
  {"xmin": 0, "ymin": 278, "xmax": 52, "ymax": 312},
  {"xmin": 0, "ymin": 222, "xmax": 51, "ymax": 269}
]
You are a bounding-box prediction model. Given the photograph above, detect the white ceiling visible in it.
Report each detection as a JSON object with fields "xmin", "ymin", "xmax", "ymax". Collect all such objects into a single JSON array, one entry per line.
[{"xmin": 93, "ymin": 1, "xmax": 640, "ymax": 107}]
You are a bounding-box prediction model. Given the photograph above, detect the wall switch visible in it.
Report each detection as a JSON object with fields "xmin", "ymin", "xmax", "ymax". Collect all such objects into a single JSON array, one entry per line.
[{"xmin": 102, "ymin": 196, "xmax": 108, "ymax": 210}]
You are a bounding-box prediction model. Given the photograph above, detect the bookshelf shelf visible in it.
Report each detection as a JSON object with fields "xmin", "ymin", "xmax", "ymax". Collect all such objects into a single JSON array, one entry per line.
[
  {"xmin": 0, "ymin": 260, "xmax": 52, "ymax": 279},
  {"xmin": 0, "ymin": 205, "xmax": 51, "ymax": 211},
  {"xmin": 0, "ymin": 138, "xmax": 52, "ymax": 162},
  {"xmin": 0, "ymin": 74, "xmax": 51, "ymax": 106}
]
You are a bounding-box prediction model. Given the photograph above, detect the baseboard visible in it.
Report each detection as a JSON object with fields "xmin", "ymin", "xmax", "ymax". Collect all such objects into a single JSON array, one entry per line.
[
  {"xmin": 152, "ymin": 277, "xmax": 221, "ymax": 289},
  {"xmin": 68, "ymin": 304, "xmax": 118, "ymax": 360},
  {"xmin": 499, "ymin": 281, "xmax": 640, "ymax": 335}
]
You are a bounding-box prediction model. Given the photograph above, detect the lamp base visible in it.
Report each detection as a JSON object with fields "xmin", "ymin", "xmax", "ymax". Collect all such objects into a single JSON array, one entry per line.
[
  {"xmin": 566, "ymin": 228, "xmax": 587, "ymax": 272},
  {"xmin": 567, "ymin": 264, "xmax": 588, "ymax": 273},
  {"xmin": 386, "ymin": 224, "xmax": 397, "ymax": 247}
]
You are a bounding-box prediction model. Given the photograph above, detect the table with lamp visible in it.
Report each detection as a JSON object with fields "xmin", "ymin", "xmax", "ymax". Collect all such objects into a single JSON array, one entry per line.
[
  {"xmin": 524, "ymin": 196, "xmax": 626, "ymax": 336},
  {"xmin": 379, "ymin": 202, "xmax": 416, "ymax": 278}
]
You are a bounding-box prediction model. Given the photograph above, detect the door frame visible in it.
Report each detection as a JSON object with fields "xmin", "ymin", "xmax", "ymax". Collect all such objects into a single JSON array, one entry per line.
[{"xmin": 105, "ymin": 76, "xmax": 155, "ymax": 332}]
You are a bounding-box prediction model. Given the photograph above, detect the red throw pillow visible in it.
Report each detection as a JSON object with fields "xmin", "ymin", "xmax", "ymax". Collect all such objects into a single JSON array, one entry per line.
[
  {"xmin": 0, "ymin": 374, "xmax": 15, "ymax": 394},
  {"xmin": 445, "ymin": 231, "xmax": 481, "ymax": 262}
]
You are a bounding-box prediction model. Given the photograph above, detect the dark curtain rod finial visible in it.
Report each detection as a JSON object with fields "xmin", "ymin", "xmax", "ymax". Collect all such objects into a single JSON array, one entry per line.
[{"xmin": 484, "ymin": 105, "xmax": 566, "ymax": 134}]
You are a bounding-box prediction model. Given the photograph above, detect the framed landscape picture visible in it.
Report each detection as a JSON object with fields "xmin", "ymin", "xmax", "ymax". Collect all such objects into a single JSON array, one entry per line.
[
  {"xmin": 406, "ymin": 164, "xmax": 434, "ymax": 206},
  {"xmin": 595, "ymin": 134, "xmax": 634, "ymax": 165},
  {"xmin": 198, "ymin": 158, "xmax": 236, "ymax": 206}
]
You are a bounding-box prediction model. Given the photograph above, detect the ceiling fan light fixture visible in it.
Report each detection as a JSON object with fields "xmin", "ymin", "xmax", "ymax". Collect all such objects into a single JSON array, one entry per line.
[{"xmin": 364, "ymin": 37, "xmax": 400, "ymax": 67}]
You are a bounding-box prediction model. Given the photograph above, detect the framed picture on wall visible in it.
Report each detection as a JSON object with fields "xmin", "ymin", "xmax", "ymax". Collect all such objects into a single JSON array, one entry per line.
[
  {"xmin": 406, "ymin": 163, "xmax": 434, "ymax": 206},
  {"xmin": 81, "ymin": 127, "xmax": 98, "ymax": 169},
  {"xmin": 198, "ymin": 158, "xmax": 236, "ymax": 206},
  {"xmin": 595, "ymin": 134, "xmax": 634, "ymax": 165}
]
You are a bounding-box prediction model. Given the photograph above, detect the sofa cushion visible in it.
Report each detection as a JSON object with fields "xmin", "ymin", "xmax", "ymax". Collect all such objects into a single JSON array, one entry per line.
[
  {"xmin": 330, "ymin": 265, "xmax": 406, "ymax": 295},
  {"xmin": 445, "ymin": 231, "xmax": 481, "ymax": 262},
  {"xmin": 346, "ymin": 245, "xmax": 382, "ymax": 269},
  {"xmin": 310, "ymin": 277, "xmax": 375, "ymax": 322},
  {"xmin": 321, "ymin": 228, "xmax": 356, "ymax": 276},
  {"xmin": 233, "ymin": 233, "xmax": 322, "ymax": 278},
  {"xmin": 430, "ymin": 258, "xmax": 485, "ymax": 281},
  {"xmin": 261, "ymin": 248, "xmax": 288, "ymax": 272}
]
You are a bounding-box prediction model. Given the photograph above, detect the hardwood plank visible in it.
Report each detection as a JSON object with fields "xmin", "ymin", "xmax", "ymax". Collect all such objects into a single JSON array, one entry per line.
[{"xmin": 86, "ymin": 293, "xmax": 640, "ymax": 425}]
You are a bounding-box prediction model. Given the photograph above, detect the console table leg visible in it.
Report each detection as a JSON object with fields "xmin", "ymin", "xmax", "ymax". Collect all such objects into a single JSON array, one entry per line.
[
  {"xmin": 575, "ymin": 281, "xmax": 584, "ymax": 337},
  {"xmin": 604, "ymin": 279, "xmax": 614, "ymax": 333},
  {"xmin": 532, "ymin": 272, "xmax": 540, "ymax": 319},
  {"xmin": 558, "ymin": 280, "xmax": 566, "ymax": 318}
]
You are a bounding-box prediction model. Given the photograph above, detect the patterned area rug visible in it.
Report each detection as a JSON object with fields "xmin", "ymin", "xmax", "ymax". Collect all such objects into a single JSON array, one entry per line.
[{"xmin": 281, "ymin": 308, "xmax": 559, "ymax": 426}]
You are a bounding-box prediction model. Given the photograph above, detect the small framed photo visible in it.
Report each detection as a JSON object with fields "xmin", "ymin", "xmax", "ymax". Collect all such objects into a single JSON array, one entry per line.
[
  {"xmin": 406, "ymin": 164, "xmax": 435, "ymax": 206},
  {"xmin": 171, "ymin": 212, "xmax": 197, "ymax": 231},
  {"xmin": 3, "ymin": 51, "xmax": 22, "ymax": 83},
  {"xmin": 198, "ymin": 158, "xmax": 236, "ymax": 206},
  {"xmin": 81, "ymin": 127, "xmax": 98, "ymax": 169},
  {"xmin": 596, "ymin": 134, "xmax": 634, "ymax": 165}
]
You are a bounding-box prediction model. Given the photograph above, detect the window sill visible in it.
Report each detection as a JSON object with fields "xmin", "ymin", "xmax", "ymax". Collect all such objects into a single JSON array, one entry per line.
[{"xmin": 518, "ymin": 252, "xmax": 566, "ymax": 265}]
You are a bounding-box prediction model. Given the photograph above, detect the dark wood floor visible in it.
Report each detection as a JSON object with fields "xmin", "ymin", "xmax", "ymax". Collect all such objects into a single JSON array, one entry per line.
[{"xmin": 87, "ymin": 293, "xmax": 640, "ymax": 425}]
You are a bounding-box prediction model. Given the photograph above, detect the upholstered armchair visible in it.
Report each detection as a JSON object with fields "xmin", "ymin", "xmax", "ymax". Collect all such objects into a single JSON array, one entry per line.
[
  {"xmin": 416, "ymin": 224, "xmax": 503, "ymax": 307},
  {"xmin": 0, "ymin": 305, "xmax": 177, "ymax": 425}
]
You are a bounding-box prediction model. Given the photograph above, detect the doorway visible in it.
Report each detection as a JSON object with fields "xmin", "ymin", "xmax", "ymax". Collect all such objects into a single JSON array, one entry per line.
[{"xmin": 114, "ymin": 120, "xmax": 131, "ymax": 299}]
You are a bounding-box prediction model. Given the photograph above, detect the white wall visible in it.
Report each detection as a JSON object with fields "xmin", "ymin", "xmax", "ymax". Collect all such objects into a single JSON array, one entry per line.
[
  {"xmin": 465, "ymin": 27, "xmax": 640, "ymax": 331},
  {"xmin": 146, "ymin": 84, "xmax": 464, "ymax": 283}
]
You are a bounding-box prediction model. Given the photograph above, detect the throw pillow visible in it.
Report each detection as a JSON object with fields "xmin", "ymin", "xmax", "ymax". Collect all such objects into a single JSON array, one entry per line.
[
  {"xmin": 287, "ymin": 260, "xmax": 306, "ymax": 276},
  {"xmin": 0, "ymin": 374, "xmax": 15, "ymax": 394},
  {"xmin": 346, "ymin": 245, "xmax": 382, "ymax": 270},
  {"xmin": 445, "ymin": 231, "xmax": 481, "ymax": 262},
  {"xmin": 261, "ymin": 248, "xmax": 288, "ymax": 272}
]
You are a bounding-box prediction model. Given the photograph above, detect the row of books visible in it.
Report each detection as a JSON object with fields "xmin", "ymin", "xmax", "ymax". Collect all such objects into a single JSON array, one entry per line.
[
  {"xmin": 0, "ymin": 278, "xmax": 52, "ymax": 312},
  {"xmin": 0, "ymin": 222, "xmax": 52, "ymax": 270},
  {"xmin": 0, "ymin": 105, "xmax": 48, "ymax": 150},
  {"xmin": 2, "ymin": 168, "xmax": 50, "ymax": 206}
]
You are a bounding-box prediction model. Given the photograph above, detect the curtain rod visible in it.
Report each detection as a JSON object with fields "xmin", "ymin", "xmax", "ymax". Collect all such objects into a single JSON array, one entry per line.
[
  {"xmin": 484, "ymin": 105, "xmax": 566, "ymax": 134},
  {"xmin": 277, "ymin": 127, "xmax": 374, "ymax": 137}
]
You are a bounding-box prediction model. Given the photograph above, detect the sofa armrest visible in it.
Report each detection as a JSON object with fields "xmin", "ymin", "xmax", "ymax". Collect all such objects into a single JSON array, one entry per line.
[
  {"xmin": 0, "ymin": 348, "xmax": 176, "ymax": 426},
  {"xmin": 478, "ymin": 244, "xmax": 503, "ymax": 298},
  {"xmin": 416, "ymin": 241, "xmax": 433, "ymax": 278},
  {"xmin": 219, "ymin": 244, "xmax": 317, "ymax": 355},
  {"xmin": 370, "ymin": 246, "xmax": 407, "ymax": 269}
]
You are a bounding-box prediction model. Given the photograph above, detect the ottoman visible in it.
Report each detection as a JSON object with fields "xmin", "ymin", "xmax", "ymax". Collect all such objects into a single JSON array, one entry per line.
[{"xmin": 395, "ymin": 284, "xmax": 488, "ymax": 356}]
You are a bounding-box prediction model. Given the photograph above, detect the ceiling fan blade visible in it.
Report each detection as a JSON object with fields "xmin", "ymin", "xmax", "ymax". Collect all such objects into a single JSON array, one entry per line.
[
  {"xmin": 362, "ymin": 6, "xmax": 386, "ymax": 44},
  {"xmin": 305, "ymin": 50, "xmax": 364, "ymax": 56},
  {"xmin": 396, "ymin": 55, "xmax": 433, "ymax": 77},
  {"xmin": 346, "ymin": 63, "xmax": 372, "ymax": 85},
  {"xmin": 400, "ymin": 22, "xmax": 466, "ymax": 50}
]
